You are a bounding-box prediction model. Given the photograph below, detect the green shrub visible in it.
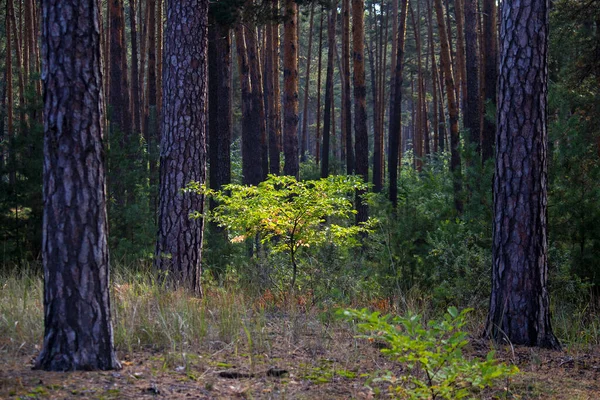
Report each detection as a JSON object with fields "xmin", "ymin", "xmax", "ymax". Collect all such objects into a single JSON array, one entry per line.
[{"xmin": 339, "ymin": 307, "xmax": 518, "ymax": 399}]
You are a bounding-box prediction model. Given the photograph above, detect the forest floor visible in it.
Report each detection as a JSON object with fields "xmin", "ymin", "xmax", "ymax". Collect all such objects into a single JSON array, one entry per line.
[{"xmin": 1, "ymin": 313, "xmax": 599, "ymax": 400}]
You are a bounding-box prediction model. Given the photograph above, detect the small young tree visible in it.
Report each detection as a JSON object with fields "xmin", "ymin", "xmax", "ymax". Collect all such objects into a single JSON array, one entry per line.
[{"xmin": 188, "ymin": 175, "xmax": 375, "ymax": 291}]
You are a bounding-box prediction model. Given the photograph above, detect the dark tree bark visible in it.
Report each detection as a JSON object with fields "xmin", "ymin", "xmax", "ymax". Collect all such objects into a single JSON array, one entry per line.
[
  {"xmin": 283, "ymin": 0, "xmax": 299, "ymax": 178},
  {"xmin": 146, "ymin": 0, "xmax": 159, "ymax": 206},
  {"xmin": 368, "ymin": 4, "xmax": 382, "ymax": 190},
  {"xmin": 484, "ymin": 0, "xmax": 560, "ymax": 350},
  {"xmin": 235, "ymin": 25, "xmax": 263, "ymax": 186},
  {"xmin": 353, "ymin": 0, "xmax": 369, "ymax": 223},
  {"xmin": 208, "ymin": 18, "xmax": 232, "ymax": 204},
  {"xmin": 265, "ymin": 3, "xmax": 281, "ymax": 175},
  {"xmin": 464, "ymin": 0, "xmax": 480, "ymax": 152},
  {"xmin": 245, "ymin": 22, "xmax": 268, "ymax": 180},
  {"xmin": 35, "ymin": 0, "xmax": 120, "ymax": 371},
  {"xmin": 321, "ymin": 2, "xmax": 336, "ymax": 179},
  {"xmin": 271, "ymin": 0, "xmax": 282, "ymax": 175},
  {"xmin": 388, "ymin": 0, "xmax": 409, "ymax": 208},
  {"xmin": 155, "ymin": 0, "xmax": 208, "ymax": 296},
  {"xmin": 342, "ymin": 0, "xmax": 354, "ymax": 174},
  {"xmin": 108, "ymin": 0, "xmax": 131, "ymax": 134},
  {"xmin": 481, "ymin": 0, "xmax": 497, "ymax": 164},
  {"xmin": 157, "ymin": 0, "xmax": 164, "ymax": 115}
]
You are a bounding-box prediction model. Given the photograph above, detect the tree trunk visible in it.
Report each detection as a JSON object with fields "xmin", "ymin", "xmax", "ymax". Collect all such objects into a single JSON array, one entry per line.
[
  {"xmin": 156, "ymin": 0, "xmax": 163, "ymax": 115},
  {"xmin": 464, "ymin": 0, "xmax": 481, "ymax": 152},
  {"xmin": 434, "ymin": 0, "xmax": 463, "ymax": 213},
  {"xmin": 321, "ymin": 2, "xmax": 337, "ymax": 178},
  {"xmin": 301, "ymin": 4, "xmax": 315, "ymax": 162},
  {"xmin": 454, "ymin": 0, "xmax": 467, "ymax": 117},
  {"xmin": 235, "ymin": 25, "xmax": 263, "ymax": 186},
  {"xmin": 481, "ymin": 0, "xmax": 497, "ymax": 164},
  {"xmin": 108, "ymin": 0, "xmax": 131, "ymax": 135},
  {"xmin": 265, "ymin": 2, "xmax": 281, "ymax": 175},
  {"xmin": 272, "ymin": 0, "xmax": 282, "ymax": 174},
  {"xmin": 208, "ymin": 18, "xmax": 232, "ymax": 203},
  {"xmin": 484, "ymin": 0, "xmax": 560, "ymax": 350},
  {"xmin": 130, "ymin": 0, "xmax": 142, "ymax": 133},
  {"xmin": 146, "ymin": 0, "xmax": 159, "ymax": 216},
  {"xmin": 342, "ymin": 0, "xmax": 354, "ymax": 173},
  {"xmin": 283, "ymin": 0, "xmax": 299, "ymax": 178},
  {"xmin": 35, "ymin": 0, "xmax": 120, "ymax": 371},
  {"xmin": 353, "ymin": 0, "xmax": 369, "ymax": 223},
  {"xmin": 410, "ymin": 4, "xmax": 425, "ymax": 171},
  {"xmin": 245, "ymin": 21, "xmax": 268, "ymax": 181},
  {"xmin": 315, "ymin": 8, "xmax": 324, "ymax": 166},
  {"xmin": 155, "ymin": 0, "xmax": 208, "ymax": 296},
  {"xmin": 388, "ymin": 0, "xmax": 409, "ymax": 208},
  {"xmin": 369, "ymin": 4, "xmax": 383, "ymax": 191},
  {"xmin": 8, "ymin": 0, "xmax": 25, "ymax": 129},
  {"xmin": 427, "ymin": 0, "xmax": 440, "ymax": 154}
]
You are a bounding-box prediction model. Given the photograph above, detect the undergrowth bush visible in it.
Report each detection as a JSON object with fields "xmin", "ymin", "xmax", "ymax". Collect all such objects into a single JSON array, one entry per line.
[{"xmin": 340, "ymin": 307, "xmax": 518, "ymax": 399}]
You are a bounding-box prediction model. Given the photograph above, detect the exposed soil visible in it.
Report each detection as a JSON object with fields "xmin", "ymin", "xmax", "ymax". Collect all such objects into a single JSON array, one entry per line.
[{"xmin": 1, "ymin": 317, "xmax": 600, "ymax": 399}]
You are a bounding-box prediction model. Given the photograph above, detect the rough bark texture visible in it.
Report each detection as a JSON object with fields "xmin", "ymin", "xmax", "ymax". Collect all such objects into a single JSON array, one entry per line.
[
  {"xmin": 481, "ymin": 0, "xmax": 497, "ymax": 164},
  {"xmin": 208, "ymin": 19, "xmax": 232, "ymax": 202},
  {"xmin": 353, "ymin": 0, "xmax": 368, "ymax": 223},
  {"xmin": 464, "ymin": 0, "xmax": 480, "ymax": 152},
  {"xmin": 155, "ymin": 0, "xmax": 208, "ymax": 296},
  {"xmin": 35, "ymin": 0, "xmax": 120, "ymax": 371},
  {"xmin": 484, "ymin": 0, "xmax": 560, "ymax": 350},
  {"xmin": 321, "ymin": 3, "xmax": 336, "ymax": 179},
  {"xmin": 283, "ymin": 0, "xmax": 299, "ymax": 178},
  {"xmin": 388, "ymin": 0, "xmax": 409, "ymax": 208},
  {"xmin": 434, "ymin": 0, "xmax": 463, "ymax": 213},
  {"xmin": 235, "ymin": 25, "xmax": 263, "ymax": 186}
]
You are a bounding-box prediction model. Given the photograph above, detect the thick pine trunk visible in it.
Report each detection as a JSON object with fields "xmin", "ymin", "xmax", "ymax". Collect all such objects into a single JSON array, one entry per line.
[
  {"xmin": 484, "ymin": 0, "xmax": 560, "ymax": 350},
  {"xmin": 283, "ymin": 0, "xmax": 299, "ymax": 178},
  {"xmin": 35, "ymin": 0, "xmax": 120, "ymax": 371},
  {"xmin": 155, "ymin": 0, "xmax": 208, "ymax": 296}
]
